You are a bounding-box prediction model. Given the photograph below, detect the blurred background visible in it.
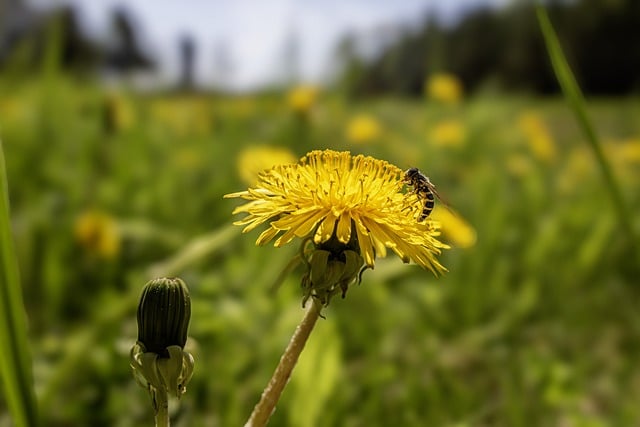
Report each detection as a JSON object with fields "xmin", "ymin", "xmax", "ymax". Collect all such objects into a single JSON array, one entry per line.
[{"xmin": 1, "ymin": 0, "xmax": 640, "ymax": 425}]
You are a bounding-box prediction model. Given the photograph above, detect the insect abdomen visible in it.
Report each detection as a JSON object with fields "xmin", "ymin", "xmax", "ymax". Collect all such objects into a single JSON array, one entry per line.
[{"xmin": 419, "ymin": 190, "xmax": 435, "ymax": 220}]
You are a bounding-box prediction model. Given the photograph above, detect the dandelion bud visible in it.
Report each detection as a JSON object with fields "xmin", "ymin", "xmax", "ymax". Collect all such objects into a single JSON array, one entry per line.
[
  {"xmin": 301, "ymin": 223, "xmax": 365, "ymax": 307},
  {"xmin": 137, "ymin": 277, "xmax": 191, "ymax": 354},
  {"xmin": 131, "ymin": 278, "xmax": 194, "ymax": 406}
]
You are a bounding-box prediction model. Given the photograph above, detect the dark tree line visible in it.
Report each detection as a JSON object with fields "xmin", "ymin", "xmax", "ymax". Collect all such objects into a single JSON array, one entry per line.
[
  {"xmin": 337, "ymin": 0, "xmax": 640, "ymax": 96},
  {"xmin": 0, "ymin": 4, "xmax": 154, "ymax": 76}
]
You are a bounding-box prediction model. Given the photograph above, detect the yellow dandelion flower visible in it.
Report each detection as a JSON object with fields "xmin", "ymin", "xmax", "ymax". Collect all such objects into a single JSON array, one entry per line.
[
  {"xmin": 345, "ymin": 114, "xmax": 382, "ymax": 144},
  {"xmin": 602, "ymin": 137, "xmax": 640, "ymax": 181},
  {"xmin": 236, "ymin": 145, "xmax": 297, "ymax": 185},
  {"xmin": 430, "ymin": 205, "xmax": 476, "ymax": 249},
  {"xmin": 620, "ymin": 138, "xmax": 640, "ymax": 163},
  {"xmin": 429, "ymin": 120, "xmax": 466, "ymax": 148},
  {"xmin": 225, "ymin": 150, "xmax": 448, "ymax": 275},
  {"xmin": 517, "ymin": 112, "xmax": 557, "ymax": 163},
  {"xmin": 74, "ymin": 210, "xmax": 121, "ymax": 259},
  {"xmin": 287, "ymin": 85, "xmax": 318, "ymax": 114},
  {"xmin": 426, "ymin": 73, "xmax": 463, "ymax": 105},
  {"xmin": 619, "ymin": 138, "xmax": 640, "ymax": 163},
  {"xmin": 605, "ymin": 138, "xmax": 640, "ymax": 165}
]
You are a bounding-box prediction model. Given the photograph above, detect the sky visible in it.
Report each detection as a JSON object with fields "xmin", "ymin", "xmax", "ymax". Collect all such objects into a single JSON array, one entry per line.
[{"xmin": 30, "ymin": 0, "xmax": 507, "ymax": 90}]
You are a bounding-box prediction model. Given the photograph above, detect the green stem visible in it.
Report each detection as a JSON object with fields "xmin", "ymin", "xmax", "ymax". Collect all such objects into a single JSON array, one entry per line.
[
  {"xmin": 536, "ymin": 6, "xmax": 637, "ymax": 247},
  {"xmin": 0, "ymin": 140, "xmax": 39, "ymax": 426},
  {"xmin": 244, "ymin": 299, "xmax": 322, "ymax": 427},
  {"xmin": 154, "ymin": 389, "xmax": 170, "ymax": 427}
]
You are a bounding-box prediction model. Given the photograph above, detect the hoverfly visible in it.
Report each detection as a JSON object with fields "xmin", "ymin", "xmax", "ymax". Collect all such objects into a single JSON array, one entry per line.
[{"xmin": 403, "ymin": 167, "xmax": 445, "ymax": 221}]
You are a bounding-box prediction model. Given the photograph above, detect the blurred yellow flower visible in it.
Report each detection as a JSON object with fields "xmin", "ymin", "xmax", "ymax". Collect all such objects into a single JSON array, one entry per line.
[
  {"xmin": 517, "ymin": 112, "xmax": 557, "ymax": 163},
  {"xmin": 345, "ymin": 114, "xmax": 382, "ymax": 144},
  {"xmin": 287, "ymin": 85, "xmax": 319, "ymax": 114},
  {"xmin": 236, "ymin": 145, "xmax": 297, "ymax": 185},
  {"xmin": 0, "ymin": 97, "xmax": 32, "ymax": 126},
  {"xmin": 225, "ymin": 149, "xmax": 447, "ymax": 273},
  {"xmin": 602, "ymin": 137, "xmax": 640, "ymax": 182},
  {"xmin": 74, "ymin": 210, "xmax": 121, "ymax": 259},
  {"xmin": 618, "ymin": 138, "xmax": 640, "ymax": 163},
  {"xmin": 150, "ymin": 97, "xmax": 212, "ymax": 137},
  {"xmin": 429, "ymin": 120, "xmax": 466, "ymax": 148},
  {"xmin": 605, "ymin": 137, "xmax": 640, "ymax": 165},
  {"xmin": 426, "ymin": 73, "xmax": 463, "ymax": 105},
  {"xmin": 430, "ymin": 205, "xmax": 476, "ymax": 249}
]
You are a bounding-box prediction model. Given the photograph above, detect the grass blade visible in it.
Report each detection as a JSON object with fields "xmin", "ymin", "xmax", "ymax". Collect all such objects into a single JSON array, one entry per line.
[
  {"xmin": 0, "ymin": 140, "xmax": 39, "ymax": 426},
  {"xmin": 536, "ymin": 6, "xmax": 637, "ymax": 247}
]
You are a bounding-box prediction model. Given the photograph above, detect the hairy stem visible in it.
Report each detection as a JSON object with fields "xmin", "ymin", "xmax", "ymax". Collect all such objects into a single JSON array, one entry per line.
[{"xmin": 244, "ymin": 299, "xmax": 322, "ymax": 427}]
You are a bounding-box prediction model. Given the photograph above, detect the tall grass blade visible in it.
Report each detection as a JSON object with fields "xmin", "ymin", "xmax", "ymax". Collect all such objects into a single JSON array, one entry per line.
[
  {"xmin": 0, "ymin": 140, "xmax": 39, "ymax": 426},
  {"xmin": 536, "ymin": 6, "xmax": 637, "ymax": 246}
]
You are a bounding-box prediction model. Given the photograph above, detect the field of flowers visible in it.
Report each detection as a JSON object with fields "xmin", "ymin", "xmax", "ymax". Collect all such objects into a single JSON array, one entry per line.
[{"xmin": 1, "ymin": 68, "xmax": 640, "ymax": 426}]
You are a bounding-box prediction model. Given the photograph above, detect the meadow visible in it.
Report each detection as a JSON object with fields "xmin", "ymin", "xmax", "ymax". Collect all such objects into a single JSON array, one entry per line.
[{"xmin": 1, "ymin": 62, "xmax": 640, "ymax": 426}]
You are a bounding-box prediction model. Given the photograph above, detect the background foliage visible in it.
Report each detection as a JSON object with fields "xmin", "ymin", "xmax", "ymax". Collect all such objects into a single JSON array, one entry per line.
[
  {"xmin": 1, "ymin": 1, "xmax": 640, "ymax": 426},
  {"xmin": 339, "ymin": 0, "xmax": 640, "ymax": 96}
]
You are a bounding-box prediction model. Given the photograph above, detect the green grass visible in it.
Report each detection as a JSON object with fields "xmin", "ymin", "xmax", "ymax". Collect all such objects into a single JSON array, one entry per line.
[
  {"xmin": 0, "ymin": 140, "xmax": 38, "ymax": 426},
  {"xmin": 537, "ymin": 6, "xmax": 638, "ymax": 253},
  {"xmin": 0, "ymin": 72, "xmax": 640, "ymax": 426}
]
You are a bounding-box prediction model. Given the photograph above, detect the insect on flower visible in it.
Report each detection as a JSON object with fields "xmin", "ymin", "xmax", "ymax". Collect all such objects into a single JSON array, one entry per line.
[
  {"xmin": 225, "ymin": 150, "xmax": 448, "ymax": 276},
  {"xmin": 403, "ymin": 167, "xmax": 446, "ymax": 222}
]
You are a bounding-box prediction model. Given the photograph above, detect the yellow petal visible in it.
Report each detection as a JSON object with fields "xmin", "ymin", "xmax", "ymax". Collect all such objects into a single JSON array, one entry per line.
[
  {"xmin": 314, "ymin": 213, "xmax": 337, "ymax": 244},
  {"xmin": 336, "ymin": 212, "xmax": 352, "ymax": 243}
]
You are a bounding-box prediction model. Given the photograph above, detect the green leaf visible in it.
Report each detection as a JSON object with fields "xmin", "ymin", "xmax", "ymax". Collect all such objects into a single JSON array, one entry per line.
[
  {"xmin": 0, "ymin": 140, "xmax": 39, "ymax": 426},
  {"xmin": 536, "ymin": 6, "xmax": 637, "ymax": 249}
]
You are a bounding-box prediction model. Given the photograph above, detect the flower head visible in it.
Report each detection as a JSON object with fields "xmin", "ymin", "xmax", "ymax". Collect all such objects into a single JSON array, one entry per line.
[
  {"xmin": 517, "ymin": 112, "xmax": 557, "ymax": 164},
  {"xmin": 345, "ymin": 114, "xmax": 382, "ymax": 144},
  {"xmin": 425, "ymin": 73, "xmax": 463, "ymax": 105},
  {"xmin": 287, "ymin": 85, "xmax": 319, "ymax": 114},
  {"xmin": 429, "ymin": 119, "xmax": 466, "ymax": 148},
  {"xmin": 74, "ymin": 210, "xmax": 121, "ymax": 259},
  {"xmin": 225, "ymin": 150, "xmax": 447, "ymax": 275},
  {"xmin": 430, "ymin": 205, "xmax": 476, "ymax": 249}
]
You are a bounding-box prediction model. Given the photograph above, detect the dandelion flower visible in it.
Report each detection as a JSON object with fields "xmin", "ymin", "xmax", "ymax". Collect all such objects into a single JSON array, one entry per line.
[
  {"xmin": 287, "ymin": 85, "xmax": 318, "ymax": 114},
  {"xmin": 517, "ymin": 112, "xmax": 557, "ymax": 163},
  {"xmin": 345, "ymin": 114, "xmax": 382, "ymax": 144},
  {"xmin": 74, "ymin": 210, "xmax": 121, "ymax": 259},
  {"xmin": 429, "ymin": 120, "xmax": 466, "ymax": 148},
  {"xmin": 430, "ymin": 205, "xmax": 476, "ymax": 249},
  {"xmin": 227, "ymin": 151, "xmax": 450, "ymax": 424},
  {"xmin": 225, "ymin": 150, "xmax": 447, "ymax": 274},
  {"xmin": 236, "ymin": 145, "xmax": 297, "ymax": 185},
  {"xmin": 426, "ymin": 73, "xmax": 463, "ymax": 105}
]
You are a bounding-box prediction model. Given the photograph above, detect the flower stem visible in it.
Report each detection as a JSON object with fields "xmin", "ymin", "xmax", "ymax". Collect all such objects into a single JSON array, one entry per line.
[
  {"xmin": 244, "ymin": 299, "xmax": 322, "ymax": 427},
  {"xmin": 155, "ymin": 389, "xmax": 170, "ymax": 427}
]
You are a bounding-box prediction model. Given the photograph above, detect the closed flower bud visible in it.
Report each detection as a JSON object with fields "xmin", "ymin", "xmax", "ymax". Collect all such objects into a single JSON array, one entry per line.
[
  {"xmin": 301, "ymin": 222, "xmax": 365, "ymax": 307},
  {"xmin": 131, "ymin": 277, "xmax": 194, "ymax": 408},
  {"xmin": 137, "ymin": 277, "xmax": 191, "ymax": 354}
]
